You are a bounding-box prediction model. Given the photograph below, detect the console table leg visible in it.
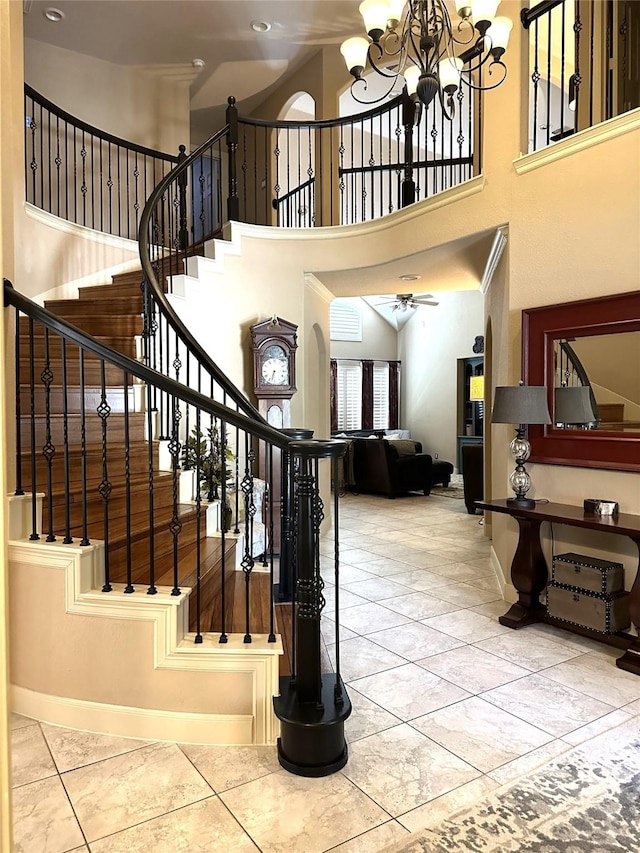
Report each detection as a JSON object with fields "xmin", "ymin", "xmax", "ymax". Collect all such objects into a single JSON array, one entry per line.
[
  {"xmin": 499, "ymin": 516, "xmax": 548, "ymax": 629},
  {"xmin": 616, "ymin": 536, "xmax": 640, "ymax": 675}
]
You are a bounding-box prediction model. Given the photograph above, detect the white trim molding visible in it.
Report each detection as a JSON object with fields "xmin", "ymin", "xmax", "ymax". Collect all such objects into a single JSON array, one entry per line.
[
  {"xmin": 480, "ymin": 227, "xmax": 508, "ymax": 296},
  {"xmin": 514, "ymin": 108, "xmax": 640, "ymax": 175}
]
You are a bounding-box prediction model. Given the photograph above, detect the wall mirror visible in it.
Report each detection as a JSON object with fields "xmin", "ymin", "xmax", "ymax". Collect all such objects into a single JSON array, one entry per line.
[{"xmin": 523, "ymin": 291, "xmax": 640, "ymax": 471}]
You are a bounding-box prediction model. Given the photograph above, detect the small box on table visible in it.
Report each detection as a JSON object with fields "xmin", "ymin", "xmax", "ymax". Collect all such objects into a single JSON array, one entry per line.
[
  {"xmin": 546, "ymin": 583, "xmax": 630, "ymax": 635},
  {"xmin": 552, "ymin": 551, "xmax": 624, "ymax": 595}
]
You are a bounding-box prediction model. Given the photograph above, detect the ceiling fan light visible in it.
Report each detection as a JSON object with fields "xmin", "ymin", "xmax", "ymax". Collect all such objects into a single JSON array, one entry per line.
[
  {"xmin": 340, "ymin": 37, "xmax": 370, "ymax": 76},
  {"xmin": 359, "ymin": 0, "xmax": 390, "ymax": 40}
]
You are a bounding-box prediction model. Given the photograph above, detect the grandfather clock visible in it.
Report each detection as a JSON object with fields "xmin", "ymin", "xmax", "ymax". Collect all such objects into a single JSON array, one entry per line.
[{"xmin": 250, "ymin": 317, "xmax": 298, "ymax": 555}]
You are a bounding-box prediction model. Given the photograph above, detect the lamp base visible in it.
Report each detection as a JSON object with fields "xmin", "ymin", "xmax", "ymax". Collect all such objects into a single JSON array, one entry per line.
[{"xmin": 507, "ymin": 496, "xmax": 536, "ymax": 509}]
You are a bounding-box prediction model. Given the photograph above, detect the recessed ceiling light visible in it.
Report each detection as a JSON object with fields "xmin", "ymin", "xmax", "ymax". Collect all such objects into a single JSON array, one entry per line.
[
  {"xmin": 250, "ymin": 20, "xmax": 272, "ymax": 33},
  {"xmin": 191, "ymin": 58, "xmax": 206, "ymax": 68},
  {"xmin": 43, "ymin": 7, "xmax": 64, "ymax": 21},
  {"xmin": 399, "ymin": 274, "xmax": 420, "ymax": 281}
]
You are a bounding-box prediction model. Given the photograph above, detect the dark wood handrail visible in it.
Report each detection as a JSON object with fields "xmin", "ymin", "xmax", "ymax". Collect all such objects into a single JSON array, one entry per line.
[
  {"xmin": 4, "ymin": 279, "xmax": 286, "ymax": 448},
  {"xmin": 25, "ymin": 84, "xmax": 179, "ymax": 163}
]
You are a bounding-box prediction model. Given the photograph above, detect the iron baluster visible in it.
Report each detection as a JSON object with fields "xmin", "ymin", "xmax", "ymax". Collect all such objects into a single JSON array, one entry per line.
[
  {"xmin": 332, "ymin": 456, "xmax": 343, "ymax": 702},
  {"xmin": 13, "ymin": 302, "xmax": 24, "ymax": 495},
  {"xmin": 194, "ymin": 407, "xmax": 203, "ymax": 643},
  {"xmin": 79, "ymin": 349, "xmax": 90, "ymax": 546},
  {"xmin": 146, "ymin": 381, "xmax": 157, "ymax": 595},
  {"xmin": 81, "ymin": 129, "xmax": 87, "ymax": 226},
  {"xmin": 219, "ymin": 418, "xmax": 229, "ymax": 644},
  {"xmin": 267, "ymin": 441, "xmax": 276, "ymax": 643},
  {"xmin": 168, "ymin": 395, "xmax": 182, "ymax": 596},
  {"xmin": 107, "ymin": 140, "xmax": 113, "ymax": 235},
  {"xmin": 226, "ymin": 96, "xmax": 240, "ymax": 222},
  {"xmin": 123, "ymin": 370, "xmax": 134, "ymax": 593},
  {"xmin": 28, "ymin": 318, "xmax": 39, "ymax": 541},
  {"xmin": 98, "ymin": 361, "xmax": 112, "ymax": 592},
  {"xmin": 240, "ymin": 432, "xmax": 255, "ymax": 643},
  {"xmin": 61, "ymin": 337, "xmax": 72, "ymax": 543}
]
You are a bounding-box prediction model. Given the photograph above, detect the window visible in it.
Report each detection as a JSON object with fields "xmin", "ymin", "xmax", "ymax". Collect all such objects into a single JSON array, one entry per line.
[
  {"xmin": 372, "ymin": 362, "xmax": 389, "ymax": 430},
  {"xmin": 335, "ymin": 361, "xmax": 362, "ymax": 430},
  {"xmin": 330, "ymin": 300, "xmax": 362, "ymax": 342}
]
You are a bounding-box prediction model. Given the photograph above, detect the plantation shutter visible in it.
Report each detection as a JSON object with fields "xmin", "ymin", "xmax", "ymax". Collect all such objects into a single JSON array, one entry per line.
[
  {"xmin": 336, "ymin": 361, "xmax": 362, "ymax": 430},
  {"xmin": 372, "ymin": 362, "xmax": 390, "ymax": 430}
]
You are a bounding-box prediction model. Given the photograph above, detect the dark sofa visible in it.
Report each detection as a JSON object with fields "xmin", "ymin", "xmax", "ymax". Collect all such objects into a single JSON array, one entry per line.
[{"xmin": 349, "ymin": 438, "xmax": 433, "ymax": 498}]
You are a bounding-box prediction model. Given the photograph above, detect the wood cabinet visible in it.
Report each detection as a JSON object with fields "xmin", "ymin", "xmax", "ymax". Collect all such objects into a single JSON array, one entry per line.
[{"xmin": 457, "ymin": 356, "xmax": 483, "ymax": 470}]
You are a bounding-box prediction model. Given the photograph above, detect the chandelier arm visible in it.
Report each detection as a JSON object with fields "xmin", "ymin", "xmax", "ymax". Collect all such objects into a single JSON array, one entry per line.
[
  {"xmin": 436, "ymin": 84, "xmax": 455, "ymax": 122},
  {"xmin": 349, "ymin": 75, "xmax": 403, "ymax": 105},
  {"xmin": 459, "ymin": 59, "xmax": 508, "ymax": 92},
  {"xmin": 367, "ymin": 42, "xmax": 403, "ymax": 80}
]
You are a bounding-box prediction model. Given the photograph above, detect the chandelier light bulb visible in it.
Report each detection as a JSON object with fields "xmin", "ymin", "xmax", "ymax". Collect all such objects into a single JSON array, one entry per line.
[
  {"xmin": 403, "ymin": 64, "xmax": 420, "ymax": 96},
  {"xmin": 490, "ymin": 16, "xmax": 513, "ymax": 57},
  {"xmin": 438, "ymin": 57, "xmax": 463, "ymax": 93},
  {"xmin": 340, "ymin": 37, "xmax": 370, "ymax": 76},
  {"xmin": 359, "ymin": 0, "xmax": 390, "ymax": 41},
  {"xmin": 470, "ymin": 0, "xmax": 501, "ymax": 29},
  {"xmin": 454, "ymin": 0, "xmax": 472, "ymax": 19},
  {"xmin": 386, "ymin": 0, "xmax": 406, "ymax": 27}
]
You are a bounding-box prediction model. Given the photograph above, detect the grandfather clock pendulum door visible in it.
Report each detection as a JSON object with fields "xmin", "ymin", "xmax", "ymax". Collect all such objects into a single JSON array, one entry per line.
[{"xmin": 250, "ymin": 317, "xmax": 298, "ymax": 555}]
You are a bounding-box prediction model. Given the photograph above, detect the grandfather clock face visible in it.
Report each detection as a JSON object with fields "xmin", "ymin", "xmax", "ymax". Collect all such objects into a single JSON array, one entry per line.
[{"xmin": 260, "ymin": 344, "xmax": 289, "ymax": 387}]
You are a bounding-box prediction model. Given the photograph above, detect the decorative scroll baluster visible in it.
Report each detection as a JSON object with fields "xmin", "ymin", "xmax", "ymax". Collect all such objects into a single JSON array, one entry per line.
[
  {"xmin": 61, "ymin": 338, "xmax": 72, "ymax": 543},
  {"xmin": 332, "ymin": 455, "xmax": 343, "ymax": 702},
  {"xmin": 79, "ymin": 349, "xmax": 89, "ymax": 546},
  {"xmin": 146, "ymin": 381, "xmax": 157, "ymax": 595},
  {"xmin": 41, "ymin": 329, "xmax": 56, "ymax": 542},
  {"xmin": 13, "ymin": 303, "xmax": 24, "ymax": 496},
  {"xmin": 168, "ymin": 396, "xmax": 182, "ymax": 596},
  {"xmin": 123, "ymin": 371, "xmax": 134, "ymax": 593},
  {"xmin": 267, "ymin": 443, "xmax": 276, "ymax": 643},
  {"xmin": 28, "ymin": 318, "xmax": 39, "ymax": 541},
  {"xmin": 98, "ymin": 361, "xmax": 112, "ymax": 591},
  {"xmin": 194, "ymin": 407, "xmax": 203, "ymax": 643},
  {"xmin": 240, "ymin": 434, "xmax": 255, "ymax": 644}
]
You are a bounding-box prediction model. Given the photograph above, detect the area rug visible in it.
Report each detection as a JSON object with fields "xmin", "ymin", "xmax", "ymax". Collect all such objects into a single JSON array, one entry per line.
[
  {"xmin": 382, "ymin": 716, "xmax": 640, "ymax": 853},
  {"xmin": 430, "ymin": 474, "xmax": 464, "ymax": 500}
]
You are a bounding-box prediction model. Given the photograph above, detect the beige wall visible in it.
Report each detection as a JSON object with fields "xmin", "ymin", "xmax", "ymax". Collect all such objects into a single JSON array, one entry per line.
[
  {"xmin": 330, "ymin": 297, "xmax": 398, "ymax": 363},
  {"xmin": 399, "ymin": 290, "xmax": 484, "ymax": 466},
  {"xmin": 24, "ymin": 39, "xmax": 190, "ymax": 155}
]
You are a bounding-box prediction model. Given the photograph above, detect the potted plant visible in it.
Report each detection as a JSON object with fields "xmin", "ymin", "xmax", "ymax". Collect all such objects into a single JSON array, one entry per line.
[{"xmin": 182, "ymin": 423, "xmax": 235, "ymax": 530}]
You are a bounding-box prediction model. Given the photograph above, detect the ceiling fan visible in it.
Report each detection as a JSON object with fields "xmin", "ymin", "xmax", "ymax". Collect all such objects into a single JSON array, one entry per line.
[{"xmin": 377, "ymin": 293, "xmax": 439, "ymax": 312}]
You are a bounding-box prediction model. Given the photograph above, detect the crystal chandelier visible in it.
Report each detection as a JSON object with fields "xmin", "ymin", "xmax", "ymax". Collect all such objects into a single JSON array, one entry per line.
[{"xmin": 340, "ymin": 0, "xmax": 513, "ymax": 115}]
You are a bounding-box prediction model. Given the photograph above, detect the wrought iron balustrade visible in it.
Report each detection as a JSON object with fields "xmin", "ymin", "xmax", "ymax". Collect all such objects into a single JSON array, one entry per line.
[
  {"xmin": 521, "ymin": 0, "xmax": 638, "ymax": 153},
  {"xmin": 24, "ymin": 85, "xmax": 180, "ymax": 240}
]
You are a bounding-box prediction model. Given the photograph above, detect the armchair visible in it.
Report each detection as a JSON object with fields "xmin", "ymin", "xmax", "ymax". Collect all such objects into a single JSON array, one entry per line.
[{"xmin": 350, "ymin": 438, "xmax": 433, "ymax": 498}]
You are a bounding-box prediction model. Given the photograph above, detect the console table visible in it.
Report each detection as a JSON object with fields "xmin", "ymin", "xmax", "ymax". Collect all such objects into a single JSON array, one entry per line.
[{"xmin": 475, "ymin": 499, "xmax": 640, "ymax": 675}]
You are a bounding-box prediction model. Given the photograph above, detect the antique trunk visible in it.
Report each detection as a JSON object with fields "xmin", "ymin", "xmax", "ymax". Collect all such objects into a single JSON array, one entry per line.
[
  {"xmin": 546, "ymin": 582, "xmax": 630, "ymax": 634},
  {"xmin": 552, "ymin": 552, "xmax": 624, "ymax": 595}
]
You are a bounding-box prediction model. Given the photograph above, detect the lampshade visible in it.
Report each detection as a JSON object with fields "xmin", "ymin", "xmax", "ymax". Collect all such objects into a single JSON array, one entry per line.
[
  {"xmin": 470, "ymin": 0, "xmax": 501, "ymax": 24},
  {"xmin": 490, "ymin": 16, "xmax": 513, "ymax": 50},
  {"xmin": 491, "ymin": 385, "xmax": 551, "ymax": 425},
  {"xmin": 359, "ymin": 0, "xmax": 390, "ymax": 36},
  {"xmin": 404, "ymin": 64, "xmax": 421, "ymax": 96},
  {"xmin": 470, "ymin": 375, "xmax": 485, "ymax": 401},
  {"xmin": 386, "ymin": 0, "xmax": 406, "ymax": 24},
  {"xmin": 340, "ymin": 37, "xmax": 370, "ymax": 74},
  {"xmin": 554, "ymin": 386, "xmax": 596, "ymax": 425},
  {"xmin": 438, "ymin": 57, "xmax": 463, "ymax": 93}
]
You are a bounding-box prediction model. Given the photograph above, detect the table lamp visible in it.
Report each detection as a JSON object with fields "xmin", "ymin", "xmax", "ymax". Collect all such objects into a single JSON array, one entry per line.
[
  {"xmin": 554, "ymin": 385, "xmax": 596, "ymax": 429},
  {"xmin": 491, "ymin": 382, "xmax": 551, "ymax": 508}
]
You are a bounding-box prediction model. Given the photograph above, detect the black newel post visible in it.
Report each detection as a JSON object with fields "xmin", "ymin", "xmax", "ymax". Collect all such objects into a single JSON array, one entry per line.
[
  {"xmin": 401, "ymin": 90, "xmax": 416, "ymax": 208},
  {"xmin": 177, "ymin": 144, "xmax": 189, "ymax": 250},
  {"xmin": 277, "ymin": 428, "xmax": 314, "ymax": 602},
  {"xmin": 273, "ymin": 439, "xmax": 351, "ymax": 777},
  {"xmin": 226, "ymin": 96, "xmax": 240, "ymax": 223}
]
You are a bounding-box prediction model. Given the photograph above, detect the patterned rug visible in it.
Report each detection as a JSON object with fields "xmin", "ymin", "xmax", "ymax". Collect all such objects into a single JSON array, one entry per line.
[
  {"xmin": 431, "ymin": 474, "xmax": 464, "ymax": 500},
  {"xmin": 382, "ymin": 717, "xmax": 640, "ymax": 852}
]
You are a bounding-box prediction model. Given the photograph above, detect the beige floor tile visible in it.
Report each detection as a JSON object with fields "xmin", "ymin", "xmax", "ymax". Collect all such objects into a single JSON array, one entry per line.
[
  {"xmin": 328, "ymin": 636, "xmax": 407, "ymax": 681},
  {"xmin": 470, "ymin": 600, "xmax": 508, "ymax": 620},
  {"xmin": 220, "ymin": 769, "xmax": 388, "ymax": 853},
  {"xmin": 379, "ymin": 592, "xmax": 460, "ymax": 620},
  {"xmin": 474, "ymin": 631, "xmax": 585, "ymax": 672},
  {"xmin": 62, "ymin": 742, "xmax": 212, "ymax": 841},
  {"xmin": 366, "ymin": 621, "xmax": 465, "ymax": 661},
  {"xmin": 41, "ymin": 724, "xmax": 148, "ymax": 773},
  {"xmin": 338, "ymin": 602, "xmax": 412, "ymax": 635},
  {"xmin": 12, "ymin": 775, "xmax": 84, "ymax": 853},
  {"xmin": 411, "ymin": 696, "xmax": 553, "ymax": 773},
  {"xmin": 350, "ymin": 663, "xmax": 470, "ymax": 721},
  {"xmin": 344, "ymin": 687, "xmax": 402, "ymax": 743},
  {"xmin": 542, "ymin": 651, "xmax": 640, "ymax": 706},
  {"xmin": 486, "ymin": 739, "xmax": 573, "ymax": 786},
  {"xmin": 343, "ymin": 723, "xmax": 480, "ymax": 817},
  {"xmin": 343, "ymin": 576, "xmax": 418, "ymax": 602},
  {"xmin": 10, "ymin": 713, "xmax": 37, "ymax": 731},
  {"xmin": 397, "ymin": 775, "xmax": 500, "ymax": 832},
  {"xmin": 561, "ymin": 709, "xmax": 634, "ymax": 746},
  {"xmin": 427, "ymin": 581, "xmax": 501, "ymax": 608},
  {"xmin": 325, "ymin": 819, "xmax": 409, "ymax": 852},
  {"xmin": 482, "ymin": 672, "xmax": 616, "ymax": 736},
  {"xmin": 421, "ymin": 609, "xmax": 509, "ymax": 643},
  {"xmin": 179, "ymin": 743, "xmax": 280, "ymax": 792},
  {"xmin": 89, "ymin": 795, "xmax": 257, "ymax": 853},
  {"xmin": 11, "ymin": 723, "xmax": 57, "ymax": 788},
  {"xmin": 416, "ymin": 644, "xmax": 530, "ymax": 693},
  {"xmin": 384, "ymin": 568, "xmax": 455, "ymax": 592}
]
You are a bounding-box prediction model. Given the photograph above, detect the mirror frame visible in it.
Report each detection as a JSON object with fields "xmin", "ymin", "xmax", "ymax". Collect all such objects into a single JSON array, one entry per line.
[{"xmin": 523, "ymin": 291, "xmax": 640, "ymax": 472}]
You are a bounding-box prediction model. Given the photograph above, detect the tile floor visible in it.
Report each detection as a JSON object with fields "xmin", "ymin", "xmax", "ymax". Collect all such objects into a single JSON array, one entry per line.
[{"xmin": 11, "ymin": 490, "xmax": 640, "ymax": 852}]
